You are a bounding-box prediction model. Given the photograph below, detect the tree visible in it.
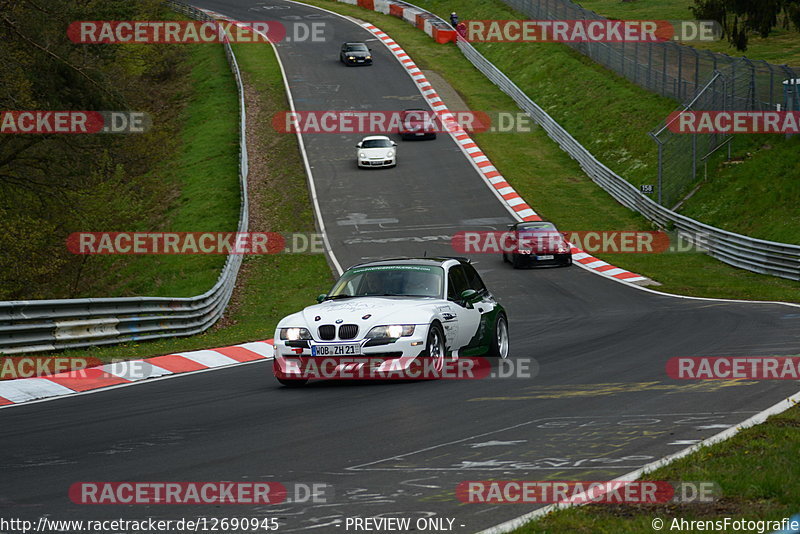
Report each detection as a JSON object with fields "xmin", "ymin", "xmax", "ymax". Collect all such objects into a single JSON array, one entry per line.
[{"xmin": 692, "ymin": 0, "xmax": 800, "ymax": 51}]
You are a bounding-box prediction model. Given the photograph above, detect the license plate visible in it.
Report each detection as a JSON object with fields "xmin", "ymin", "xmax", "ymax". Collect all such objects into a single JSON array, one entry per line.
[
  {"xmin": 357, "ymin": 59, "xmax": 364, "ymax": 62},
  {"xmin": 415, "ymin": 132, "xmax": 424, "ymax": 136},
  {"xmin": 312, "ymin": 344, "xmax": 361, "ymax": 356},
  {"xmin": 536, "ymin": 255, "xmax": 554, "ymax": 260}
]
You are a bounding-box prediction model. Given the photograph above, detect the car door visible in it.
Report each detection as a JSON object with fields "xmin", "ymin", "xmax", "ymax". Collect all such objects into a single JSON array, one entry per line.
[{"xmin": 446, "ymin": 264, "xmax": 482, "ymax": 349}]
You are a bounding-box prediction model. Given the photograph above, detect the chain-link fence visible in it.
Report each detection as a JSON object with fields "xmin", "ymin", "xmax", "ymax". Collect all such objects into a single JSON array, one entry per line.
[
  {"xmin": 499, "ymin": 0, "xmax": 798, "ymax": 208},
  {"xmin": 500, "ymin": 0, "xmax": 798, "ymax": 105},
  {"xmin": 650, "ymin": 57, "xmax": 800, "ymax": 208}
]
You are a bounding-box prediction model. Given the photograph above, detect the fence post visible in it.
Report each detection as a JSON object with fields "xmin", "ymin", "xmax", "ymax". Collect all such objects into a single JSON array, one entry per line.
[
  {"xmin": 657, "ymin": 141, "xmax": 663, "ymax": 205},
  {"xmin": 677, "ymin": 45, "xmax": 683, "ymax": 100},
  {"xmin": 692, "ymin": 132, "xmax": 697, "ymax": 184}
]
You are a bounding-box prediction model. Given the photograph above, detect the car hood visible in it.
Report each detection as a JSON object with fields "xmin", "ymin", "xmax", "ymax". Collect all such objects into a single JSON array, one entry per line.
[
  {"xmin": 277, "ymin": 297, "xmax": 442, "ymax": 332},
  {"xmin": 360, "ymin": 147, "xmax": 393, "ymax": 158},
  {"xmin": 345, "ymin": 50, "xmax": 369, "ymax": 58}
]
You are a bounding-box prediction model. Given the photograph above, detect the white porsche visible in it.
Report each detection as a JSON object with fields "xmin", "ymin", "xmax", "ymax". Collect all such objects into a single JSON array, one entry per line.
[
  {"xmin": 272, "ymin": 258, "xmax": 509, "ymax": 386},
  {"xmin": 356, "ymin": 135, "xmax": 397, "ymax": 168}
]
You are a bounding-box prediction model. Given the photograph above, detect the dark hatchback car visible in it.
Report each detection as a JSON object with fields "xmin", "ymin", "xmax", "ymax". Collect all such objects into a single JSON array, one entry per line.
[
  {"xmin": 502, "ymin": 221, "xmax": 573, "ymax": 268},
  {"xmin": 399, "ymin": 108, "xmax": 438, "ymax": 140},
  {"xmin": 340, "ymin": 42, "xmax": 372, "ymax": 66}
]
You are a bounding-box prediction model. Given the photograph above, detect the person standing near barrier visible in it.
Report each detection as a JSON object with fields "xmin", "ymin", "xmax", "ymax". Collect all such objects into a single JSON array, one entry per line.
[{"xmin": 450, "ymin": 11, "xmax": 459, "ymax": 28}]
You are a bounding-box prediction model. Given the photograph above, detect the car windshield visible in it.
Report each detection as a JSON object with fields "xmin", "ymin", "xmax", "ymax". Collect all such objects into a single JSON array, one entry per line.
[
  {"xmin": 345, "ymin": 44, "xmax": 368, "ymax": 52},
  {"xmin": 327, "ymin": 265, "xmax": 444, "ymax": 299},
  {"xmin": 402, "ymin": 110, "xmax": 428, "ymax": 121},
  {"xmin": 361, "ymin": 139, "xmax": 393, "ymax": 148},
  {"xmin": 517, "ymin": 222, "xmax": 557, "ymax": 232}
]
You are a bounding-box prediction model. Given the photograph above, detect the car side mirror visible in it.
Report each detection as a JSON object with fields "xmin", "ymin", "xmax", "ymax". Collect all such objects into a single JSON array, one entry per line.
[
  {"xmin": 391, "ymin": 141, "xmax": 397, "ymax": 146},
  {"xmin": 460, "ymin": 289, "xmax": 481, "ymax": 307},
  {"xmin": 356, "ymin": 142, "xmax": 362, "ymax": 148},
  {"xmin": 317, "ymin": 294, "xmax": 327, "ymax": 303}
]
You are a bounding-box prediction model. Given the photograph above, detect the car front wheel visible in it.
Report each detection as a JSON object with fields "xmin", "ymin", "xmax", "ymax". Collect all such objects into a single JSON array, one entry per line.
[{"xmin": 424, "ymin": 323, "xmax": 446, "ymax": 374}]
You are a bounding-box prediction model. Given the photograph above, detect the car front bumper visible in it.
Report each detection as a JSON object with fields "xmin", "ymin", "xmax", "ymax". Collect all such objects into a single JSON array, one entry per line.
[
  {"xmin": 344, "ymin": 57, "xmax": 372, "ymax": 65},
  {"xmin": 272, "ymin": 334, "xmax": 427, "ymax": 379},
  {"xmin": 512, "ymin": 251, "xmax": 571, "ymax": 266},
  {"xmin": 358, "ymin": 157, "xmax": 396, "ymax": 167}
]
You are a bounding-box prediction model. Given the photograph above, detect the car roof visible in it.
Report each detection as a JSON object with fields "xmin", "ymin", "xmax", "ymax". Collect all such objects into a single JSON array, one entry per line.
[
  {"xmin": 360, "ymin": 135, "xmax": 392, "ymax": 141},
  {"xmin": 348, "ymin": 257, "xmax": 467, "ymax": 269},
  {"xmin": 343, "ymin": 42, "xmax": 368, "ymax": 46}
]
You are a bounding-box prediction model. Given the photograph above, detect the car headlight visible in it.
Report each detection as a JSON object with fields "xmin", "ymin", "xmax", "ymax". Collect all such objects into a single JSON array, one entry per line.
[
  {"xmin": 279, "ymin": 327, "xmax": 312, "ymax": 341},
  {"xmin": 366, "ymin": 55, "xmax": 371, "ymax": 59},
  {"xmin": 366, "ymin": 325, "xmax": 415, "ymax": 339},
  {"xmin": 348, "ymin": 56, "xmax": 355, "ymax": 60},
  {"xmin": 359, "ymin": 152, "xmax": 366, "ymax": 159},
  {"xmin": 386, "ymin": 150, "xmax": 394, "ymax": 157}
]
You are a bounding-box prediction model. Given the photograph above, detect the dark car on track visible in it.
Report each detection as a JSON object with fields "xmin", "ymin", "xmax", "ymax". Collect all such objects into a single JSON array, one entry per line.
[
  {"xmin": 502, "ymin": 221, "xmax": 572, "ymax": 268},
  {"xmin": 340, "ymin": 42, "xmax": 372, "ymax": 66},
  {"xmin": 399, "ymin": 108, "xmax": 438, "ymax": 140}
]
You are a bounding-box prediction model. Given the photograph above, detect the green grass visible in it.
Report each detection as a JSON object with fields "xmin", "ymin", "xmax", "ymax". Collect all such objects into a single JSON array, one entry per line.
[
  {"xmin": 415, "ymin": 0, "xmax": 800, "ymax": 245},
  {"xmin": 576, "ymin": 0, "xmax": 800, "ymax": 66},
  {"xmin": 47, "ymin": 40, "xmax": 334, "ymax": 364},
  {"xmin": 106, "ymin": 42, "xmax": 241, "ymax": 298},
  {"xmin": 302, "ymin": 0, "xmax": 800, "ymax": 302},
  {"xmin": 514, "ymin": 404, "xmax": 800, "ymax": 533}
]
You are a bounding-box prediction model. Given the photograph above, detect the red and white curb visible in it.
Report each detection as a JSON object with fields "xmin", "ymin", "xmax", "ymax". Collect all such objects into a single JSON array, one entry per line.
[
  {"xmin": 0, "ymin": 340, "xmax": 274, "ymax": 407},
  {"xmin": 361, "ymin": 23, "xmax": 649, "ymax": 284}
]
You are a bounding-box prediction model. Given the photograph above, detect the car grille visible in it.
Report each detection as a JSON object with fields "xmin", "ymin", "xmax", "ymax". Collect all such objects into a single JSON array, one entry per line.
[
  {"xmin": 338, "ymin": 324, "xmax": 358, "ymax": 340},
  {"xmin": 318, "ymin": 325, "xmax": 336, "ymax": 340}
]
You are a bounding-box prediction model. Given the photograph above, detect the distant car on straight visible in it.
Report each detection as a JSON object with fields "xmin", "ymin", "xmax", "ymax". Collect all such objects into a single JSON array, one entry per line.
[
  {"xmin": 502, "ymin": 221, "xmax": 572, "ymax": 268},
  {"xmin": 399, "ymin": 108, "xmax": 438, "ymax": 140},
  {"xmin": 339, "ymin": 42, "xmax": 372, "ymax": 65},
  {"xmin": 272, "ymin": 257, "xmax": 509, "ymax": 387},
  {"xmin": 356, "ymin": 135, "xmax": 397, "ymax": 168}
]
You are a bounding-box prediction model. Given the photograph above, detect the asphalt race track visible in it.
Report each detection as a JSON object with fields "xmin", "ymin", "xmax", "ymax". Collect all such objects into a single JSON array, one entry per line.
[{"xmin": 1, "ymin": 1, "xmax": 798, "ymax": 532}]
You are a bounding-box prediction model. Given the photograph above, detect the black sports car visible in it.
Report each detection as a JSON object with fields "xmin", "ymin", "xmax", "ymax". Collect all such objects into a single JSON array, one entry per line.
[
  {"xmin": 502, "ymin": 221, "xmax": 572, "ymax": 268},
  {"xmin": 340, "ymin": 42, "xmax": 372, "ymax": 66}
]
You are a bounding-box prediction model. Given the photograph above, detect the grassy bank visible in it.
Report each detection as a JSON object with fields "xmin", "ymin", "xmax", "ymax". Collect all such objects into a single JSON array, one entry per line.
[
  {"xmin": 48, "ymin": 41, "xmax": 334, "ymax": 364},
  {"xmin": 303, "ymin": 0, "xmax": 800, "ymax": 302},
  {"xmin": 514, "ymin": 403, "xmax": 800, "ymax": 533},
  {"xmin": 105, "ymin": 40, "xmax": 241, "ymax": 298}
]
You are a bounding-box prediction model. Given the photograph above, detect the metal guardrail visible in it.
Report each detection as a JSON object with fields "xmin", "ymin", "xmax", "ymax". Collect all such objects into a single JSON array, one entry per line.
[
  {"xmin": 374, "ymin": 0, "xmax": 800, "ymax": 280},
  {"xmin": 0, "ymin": 1, "xmax": 249, "ymax": 354},
  {"xmin": 456, "ymin": 37, "xmax": 799, "ymax": 280}
]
